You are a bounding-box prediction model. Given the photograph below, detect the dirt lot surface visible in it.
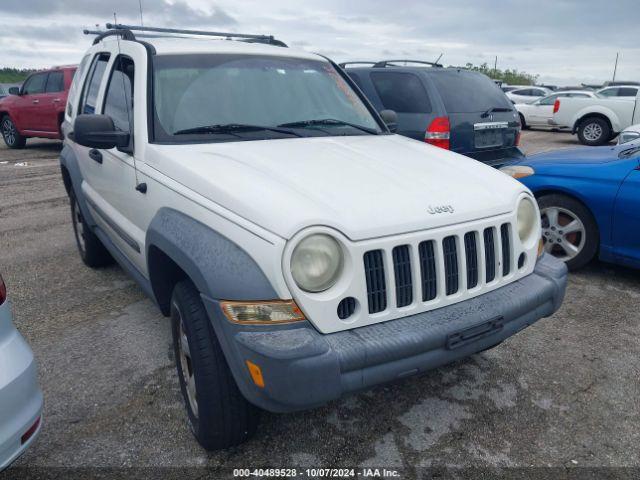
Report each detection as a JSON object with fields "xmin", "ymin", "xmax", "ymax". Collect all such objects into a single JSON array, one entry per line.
[{"xmin": 1, "ymin": 131, "xmax": 638, "ymax": 477}]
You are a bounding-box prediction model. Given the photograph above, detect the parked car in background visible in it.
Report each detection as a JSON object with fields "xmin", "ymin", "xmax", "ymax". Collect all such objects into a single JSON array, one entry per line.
[
  {"xmin": 506, "ymin": 86, "xmax": 551, "ymax": 104},
  {"xmin": 596, "ymin": 85, "xmax": 639, "ymax": 98},
  {"xmin": 341, "ymin": 60, "xmax": 523, "ymax": 166},
  {"xmin": 0, "ymin": 65, "xmax": 76, "ymax": 148},
  {"xmin": 552, "ymin": 91, "xmax": 639, "ymax": 146},
  {"xmin": 0, "ymin": 273, "xmax": 43, "ymax": 470},
  {"xmin": 501, "ymin": 85, "xmax": 518, "ymax": 93},
  {"xmin": 516, "ymin": 90, "xmax": 596, "ymax": 129},
  {"xmin": 501, "ymin": 142, "xmax": 640, "ymax": 270},
  {"xmin": 62, "ymin": 26, "xmax": 567, "ymax": 450},
  {"xmin": 618, "ymin": 123, "xmax": 640, "ymax": 144}
]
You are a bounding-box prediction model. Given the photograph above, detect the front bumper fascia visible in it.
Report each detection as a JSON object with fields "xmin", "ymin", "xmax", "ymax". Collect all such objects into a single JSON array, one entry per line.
[{"xmin": 203, "ymin": 253, "xmax": 568, "ymax": 413}]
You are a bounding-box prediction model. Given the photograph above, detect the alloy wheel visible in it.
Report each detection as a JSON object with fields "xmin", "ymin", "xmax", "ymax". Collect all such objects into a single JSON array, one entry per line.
[
  {"xmin": 175, "ymin": 305, "xmax": 198, "ymax": 418},
  {"xmin": 71, "ymin": 198, "xmax": 87, "ymax": 255},
  {"xmin": 2, "ymin": 118, "xmax": 16, "ymax": 146},
  {"xmin": 541, "ymin": 206, "xmax": 586, "ymax": 261},
  {"xmin": 583, "ymin": 122, "xmax": 603, "ymax": 142}
]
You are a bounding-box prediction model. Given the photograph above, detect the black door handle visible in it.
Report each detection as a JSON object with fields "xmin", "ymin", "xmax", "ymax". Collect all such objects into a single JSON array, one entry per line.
[{"xmin": 89, "ymin": 149, "xmax": 102, "ymax": 164}]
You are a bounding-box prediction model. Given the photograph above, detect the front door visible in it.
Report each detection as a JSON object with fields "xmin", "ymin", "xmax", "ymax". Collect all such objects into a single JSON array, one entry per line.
[
  {"xmin": 16, "ymin": 72, "xmax": 49, "ymax": 131},
  {"xmin": 612, "ymin": 164, "xmax": 640, "ymax": 266}
]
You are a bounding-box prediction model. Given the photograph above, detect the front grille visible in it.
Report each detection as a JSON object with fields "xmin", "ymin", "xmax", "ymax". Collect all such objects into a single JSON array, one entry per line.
[
  {"xmin": 443, "ymin": 236, "xmax": 459, "ymax": 295},
  {"xmin": 419, "ymin": 241, "xmax": 437, "ymax": 301},
  {"xmin": 484, "ymin": 227, "xmax": 496, "ymax": 282},
  {"xmin": 362, "ymin": 220, "xmax": 516, "ymax": 315},
  {"xmin": 392, "ymin": 245, "xmax": 413, "ymax": 307},
  {"xmin": 363, "ymin": 250, "xmax": 387, "ymax": 313},
  {"xmin": 464, "ymin": 232, "xmax": 478, "ymax": 289},
  {"xmin": 501, "ymin": 223, "xmax": 511, "ymax": 276}
]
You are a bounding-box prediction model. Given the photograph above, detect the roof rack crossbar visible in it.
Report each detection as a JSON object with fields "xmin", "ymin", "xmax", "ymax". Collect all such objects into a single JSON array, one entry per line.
[
  {"xmin": 84, "ymin": 28, "xmax": 136, "ymax": 45},
  {"xmin": 373, "ymin": 59, "xmax": 443, "ymax": 68},
  {"xmin": 106, "ymin": 23, "xmax": 275, "ymax": 41}
]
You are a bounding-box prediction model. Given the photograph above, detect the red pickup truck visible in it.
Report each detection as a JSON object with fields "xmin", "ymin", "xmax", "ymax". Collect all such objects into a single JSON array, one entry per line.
[{"xmin": 0, "ymin": 65, "xmax": 76, "ymax": 148}]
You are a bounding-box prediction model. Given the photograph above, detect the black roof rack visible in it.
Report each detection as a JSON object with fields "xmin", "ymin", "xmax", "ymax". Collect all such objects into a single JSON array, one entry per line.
[
  {"xmin": 373, "ymin": 59, "xmax": 443, "ymax": 68},
  {"xmin": 84, "ymin": 28, "xmax": 136, "ymax": 45},
  {"xmin": 104, "ymin": 23, "xmax": 287, "ymax": 47}
]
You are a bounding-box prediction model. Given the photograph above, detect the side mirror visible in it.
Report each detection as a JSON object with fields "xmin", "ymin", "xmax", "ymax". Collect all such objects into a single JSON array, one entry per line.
[
  {"xmin": 8, "ymin": 87, "xmax": 20, "ymax": 95},
  {"xmin": 73, "ymin": 114, "xmax": 130, "ymax": 150},
  {"xmin": 379, "ymin": 109, "xmax": 398, "ymax": 133}
]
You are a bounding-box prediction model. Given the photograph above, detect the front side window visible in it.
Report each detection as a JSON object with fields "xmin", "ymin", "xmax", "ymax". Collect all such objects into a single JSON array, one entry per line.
[
  {"xmin": 103, "ymin": 56, "xmax": 134, "ymax": 135},
  {"xmin": 22, "ymin": 73, "xmax": 48, "ymax": 95},
  {"xmin": 45, "ymin": 71, "xmax": 64, "ymax": 93},
  {"xmin": 370, "ymin": 72, "xmax": 432, "ymax": 113},
  {"xmin": 80, "ymin": 53, "xmax": 110, "ymax": 115},
  {"xmin": 153, "ymin": 54, "xmax": 382, "ymax": 143}
]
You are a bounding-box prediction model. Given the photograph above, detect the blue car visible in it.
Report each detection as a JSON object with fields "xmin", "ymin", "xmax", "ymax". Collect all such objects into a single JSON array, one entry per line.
[{"xmin": 501, "ymin": 142, "xmax": 640, "ymax": 270}]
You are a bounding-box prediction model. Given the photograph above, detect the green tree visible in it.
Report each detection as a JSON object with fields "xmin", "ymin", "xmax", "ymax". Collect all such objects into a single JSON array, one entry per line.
[{"xmin": 454, "ymin": 62, "xmax": 539, "ymax": 85}]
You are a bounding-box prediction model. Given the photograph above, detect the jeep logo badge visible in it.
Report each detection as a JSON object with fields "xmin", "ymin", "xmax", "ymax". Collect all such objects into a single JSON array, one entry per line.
[{"xmin": 428, "ymin": 205, "xmax": 454, "ymax": 214}]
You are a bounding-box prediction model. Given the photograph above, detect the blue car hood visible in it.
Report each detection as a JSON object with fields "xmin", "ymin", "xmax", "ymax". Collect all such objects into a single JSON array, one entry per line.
[{"xmin": 525, "ymin": 145, "xmax": 620, "ymax": 166}]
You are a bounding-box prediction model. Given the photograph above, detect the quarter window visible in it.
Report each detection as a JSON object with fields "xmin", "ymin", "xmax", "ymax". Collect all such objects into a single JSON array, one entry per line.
[
  {"xmin": 370, "ymin": 72, "xmax": 432, "ymax": 113},
  {"xmin": 80, "ymin": 53, "xmax": 110, "ymax": 115},
  {"xmin": 103, "ymin": 56, "xmax": 135, "ymax": 135},
  {"xmin": 618, "ymin": 87, "xmax": 638, "ymax": 96},
  {"xmin": 22, "ymin": 73, "xmax": 47, "ymax": 95}
]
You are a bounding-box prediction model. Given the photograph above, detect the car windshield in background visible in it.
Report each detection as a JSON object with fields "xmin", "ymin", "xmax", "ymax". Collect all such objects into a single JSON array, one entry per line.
[
  {"xmin": 153, "ymin": 54, "xmax": 382, "ymax": 143},
  {"xmin": 430, "ymin": 71, "xmax": 514, "ymax": 113}
]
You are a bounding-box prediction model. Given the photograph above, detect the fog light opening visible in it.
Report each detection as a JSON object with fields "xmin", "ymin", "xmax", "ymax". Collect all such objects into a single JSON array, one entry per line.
[{"xmin": 518, "ymin": 253, "xmax": 526, "ymax": 269}]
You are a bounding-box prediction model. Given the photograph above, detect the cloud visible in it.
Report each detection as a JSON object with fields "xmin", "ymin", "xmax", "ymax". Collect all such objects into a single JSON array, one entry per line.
[{"xmin": 0, "ymin": 0, "xmax": 637, "ymax": 85}]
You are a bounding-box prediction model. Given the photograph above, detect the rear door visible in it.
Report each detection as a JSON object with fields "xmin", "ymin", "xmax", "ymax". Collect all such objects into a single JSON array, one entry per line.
[
  {"xmin": 612, "ymin": 161, "xmax": 640, "ymax": 266},
  {"xmin": 428, "ymin": 70, "xmax": 520, "ymax": 166},
  {"xmin": 365, "ymin": 70, "xmax": 436, "ymax": 140},
  {"xmin": 40, "ymin": 70, "xmax": 65, "ymax": 133}
]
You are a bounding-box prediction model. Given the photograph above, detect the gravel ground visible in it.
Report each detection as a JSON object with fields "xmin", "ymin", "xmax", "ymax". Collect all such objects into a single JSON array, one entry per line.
[{"xmin": 0, "ymin": 131, "xmax": 638, "ymax": 477}]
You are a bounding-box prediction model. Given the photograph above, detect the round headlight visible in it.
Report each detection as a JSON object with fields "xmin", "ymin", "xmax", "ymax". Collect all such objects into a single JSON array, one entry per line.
[
  {"xmin": 291, "ymin": 234, "xmax": 343, "ymax": 292},
  {"xmin": 517, "ymin": 197, "xmax": 538, "ymax": 244}
]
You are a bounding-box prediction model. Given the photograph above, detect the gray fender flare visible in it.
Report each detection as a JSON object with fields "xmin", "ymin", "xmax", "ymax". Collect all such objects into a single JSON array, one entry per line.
[{"xmin": 145, "ymin": 208, "xmax": 278, "ymax": 307}]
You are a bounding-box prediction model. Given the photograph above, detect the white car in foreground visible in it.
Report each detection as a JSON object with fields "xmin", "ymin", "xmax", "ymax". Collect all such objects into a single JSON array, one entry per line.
[
  {"xmin": 0, "ymin": 273, "xmax": 43, "ymax": 470},
  {"xmin": 506, "ymin": 86, "xmax": 552, "ymax": 104},
  {"xmin": 61, "ymin": 24, "xmax": 568, "ymax": 450},
  {"xmin": 516, "ymin": 91, "xmax": 595, "ymax": 129}
]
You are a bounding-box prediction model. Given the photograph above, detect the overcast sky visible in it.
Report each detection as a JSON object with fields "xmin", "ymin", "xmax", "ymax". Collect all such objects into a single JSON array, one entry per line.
[{"xmin": 1, "ymin": 0, "xmax": 638, "ymax": 86}]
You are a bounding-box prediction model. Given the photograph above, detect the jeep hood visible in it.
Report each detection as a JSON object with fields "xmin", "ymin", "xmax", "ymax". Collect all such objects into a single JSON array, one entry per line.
[{"xmin": 150, "ymin": 135, "xmax": 526, "ymax": 240}]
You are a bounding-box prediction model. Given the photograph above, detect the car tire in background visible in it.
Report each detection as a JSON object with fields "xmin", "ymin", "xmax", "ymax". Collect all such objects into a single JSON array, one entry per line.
[
  {"xmin": 537, "ymin": 193, "xmax": 599, "ymax": 270},
  {"xmin": 519, "ymin": 113, "xmax": 528, "ymax": 130},
  {"xmin": 70, "ymin": 192, "xmax": 113, "ymax": 268},
  {"xmin": 171, "ymin": 279, "xmax": 260, "ymax": 450},
  {"xmin": 577, "ymin": 117, "xmax": 611, "ymax": 146},
  {"xmin": 1, "ymin": 115, "xmax": 27, "ymax": 149}
]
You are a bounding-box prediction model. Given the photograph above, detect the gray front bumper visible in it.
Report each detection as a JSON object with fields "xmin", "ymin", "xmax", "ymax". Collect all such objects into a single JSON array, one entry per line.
[{"xmin": 203, "ymin": 254, "xmax": 568, "ymax": 413}]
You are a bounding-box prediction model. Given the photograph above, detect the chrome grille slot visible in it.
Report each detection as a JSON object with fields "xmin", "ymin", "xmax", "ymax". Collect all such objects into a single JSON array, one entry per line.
[
  {"xmin": 442, "ymin": 236, "xmax": 459, "ymax": 295},
  {"xmin": 464, "ymin": 232, "xmax": 478, "ymax": 289},
  {"xmin": 418, "ymin": 240, "xmax": 437, "ymax": 301},
  {"xmin": 392, "ymin": 245, "xmax": 413, "ymax": 307},
  {"xmin": 363, "ymin": 250, "xmax": 387, "ymax": 313}
]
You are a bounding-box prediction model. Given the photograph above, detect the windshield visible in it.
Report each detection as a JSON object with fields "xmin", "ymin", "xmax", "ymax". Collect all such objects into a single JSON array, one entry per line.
[{"xmin": 152, "ymin": 54, "xmax": 382, "ymax": 143}]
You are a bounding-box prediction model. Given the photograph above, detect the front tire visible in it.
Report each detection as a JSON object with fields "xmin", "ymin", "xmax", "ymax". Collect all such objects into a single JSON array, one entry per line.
[
  {"xmin": 519, "ymin": 113, "xmax": 528, "ymax": 130},
  {"xmin": 577, "ymin": 117, "xmax": 611, "ymax": 146},
  {"xmin": 538, "ymin": 194, "xmax": 599, "ymax": 270},
  {"xmin": 70, "ymin": 192, "xmax": 113, "ymax": 268},
  {"xmin": 171, "ymin": 280, "xmax": 260, "ymax": 450},
  {"xmin": 1, "ymin": 115, "xmax": 26, "ymax": 149}
]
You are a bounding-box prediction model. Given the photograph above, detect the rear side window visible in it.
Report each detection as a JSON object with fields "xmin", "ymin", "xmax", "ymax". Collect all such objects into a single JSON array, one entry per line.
[
  {"xmin": 103, "ymin": 56, "xmax": 134, "ymax": 135},
  {"xmin": 430, "ymin": 71, "xmax": 512, "ymax": 113},
  {"xmin": 22, "ymin": 73, "xmax": 48, "ymax": 95},
  {"xmin": 45, "ymin": 71, "xmax": 64, "ymax": 93},
  {"xmin": 80, "ymin": 53, "xmax": 110, "ymax": 115},
  {"xmin": 618, "ymin": 87, "xmax": 638, "ymax": 96},
  {"xmin": 370, "ymin": 72, "xmax": 432, "ymax": 113}
]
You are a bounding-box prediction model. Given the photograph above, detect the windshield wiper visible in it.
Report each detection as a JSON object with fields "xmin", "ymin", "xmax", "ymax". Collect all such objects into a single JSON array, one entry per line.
[
  {"xmin": 174, "ymin": 123, "xmax": 302, "ymax": 137},
  {"xmin": 277, "ymin": 118, "xmax": 379, "ymax": 135},
  {"xmin": 481, "ymin": 107, "xmax": 512, "ymax": 118}
]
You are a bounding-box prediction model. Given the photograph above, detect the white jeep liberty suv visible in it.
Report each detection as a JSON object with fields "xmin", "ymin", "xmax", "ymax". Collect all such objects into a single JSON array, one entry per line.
[{"xmin": 61, "ymin": 24, "xmax": 568, "ymax": 450}]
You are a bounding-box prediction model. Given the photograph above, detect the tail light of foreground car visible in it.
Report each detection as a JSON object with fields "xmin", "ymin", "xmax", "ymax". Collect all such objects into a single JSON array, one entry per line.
[
  {"xmin": 0, "ymin": 273, "xmax": 6, "ymax": 306},
  {"xmin": 425, "ymin": 116, "xmax": 450, "ymax": 149},
  {"xmin": 553, "ymin": 99, "xmax": 560, "ymax": 114}
]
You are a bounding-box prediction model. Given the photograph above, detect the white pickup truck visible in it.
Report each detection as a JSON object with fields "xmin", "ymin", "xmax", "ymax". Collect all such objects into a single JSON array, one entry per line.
[{"xmin": 552, "ymin": 92, "xmax": 640, "ymax": 145}]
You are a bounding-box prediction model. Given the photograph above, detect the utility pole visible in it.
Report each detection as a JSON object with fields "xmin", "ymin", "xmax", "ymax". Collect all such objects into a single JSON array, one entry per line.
[
  {"xmin": 494, "ymin": 56, "xmax": 498, "ymax": 77},
  {"xmin": 612, "ymin": 52, "xmax": 619, "ymax": 82}
]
